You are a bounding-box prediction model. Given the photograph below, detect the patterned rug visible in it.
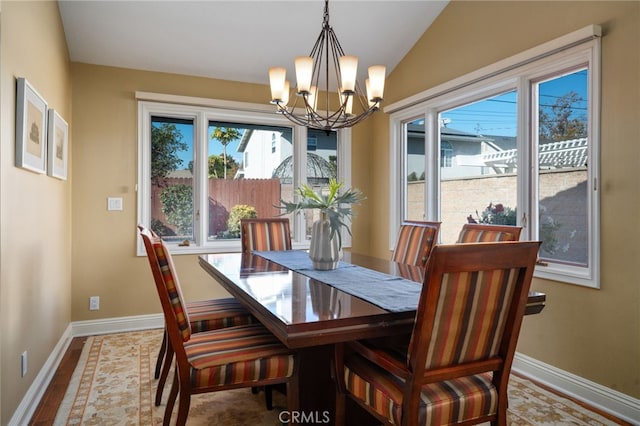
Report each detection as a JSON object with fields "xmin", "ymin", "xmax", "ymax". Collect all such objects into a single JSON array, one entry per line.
[{"xmin": 53, "ymin": 329, "xmax": 624, "ymax": 425}]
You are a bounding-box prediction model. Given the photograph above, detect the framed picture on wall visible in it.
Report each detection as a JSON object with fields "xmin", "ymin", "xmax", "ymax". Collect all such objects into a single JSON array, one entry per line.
[
  {"xmin": 15, "ymin": 77, "xmax": 48, "ymax": 174},
  {"xmin": 47, "ymin": 109, "xmax": 68, "ymax": 180}
]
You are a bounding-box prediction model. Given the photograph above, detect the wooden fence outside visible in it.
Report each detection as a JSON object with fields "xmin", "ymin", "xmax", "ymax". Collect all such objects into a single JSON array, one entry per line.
[{"xmin": 151, "ymin": 178, "xmax": 282, "ymax": 237}]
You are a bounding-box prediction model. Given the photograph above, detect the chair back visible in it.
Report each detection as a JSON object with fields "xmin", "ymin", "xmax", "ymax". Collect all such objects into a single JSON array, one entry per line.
[
  {"xmin": 409, "ymin": 241, "xmax": 540, "ymax": 386},
  {"xmin": 138, "ymin": 226, "xmax": 192, "ymax": 343},
  {"xmin": 240, "ymin": 218, "xmax": 292, "ymax": 253},
  {"xmin": 456, "ymin": 223, "xmax": 522, "ymax": 243},
  {"xmin": 392, "ymin": 221, "xmax": 441, "ymax": 267}
]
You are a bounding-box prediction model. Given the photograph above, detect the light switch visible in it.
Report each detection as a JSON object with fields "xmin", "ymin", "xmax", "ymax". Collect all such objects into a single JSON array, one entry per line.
[{"xmin": 107, "ymin": 197, "xmax": 123, "ymax": 211}]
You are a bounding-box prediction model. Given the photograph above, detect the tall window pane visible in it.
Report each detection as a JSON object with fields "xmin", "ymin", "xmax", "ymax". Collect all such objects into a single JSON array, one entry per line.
[
  {"xmin": 535, "ymin": 69, "xmax": 589, "ymax": 265},
  {"xmin": 405, "ymin": 118, "xmax": 426, "ymax": 221},
  {"xmin": 303, "ymin": 129, "xmax": 338, "ymax": 240},
  {"xmin": 439, "ymin": 91, "xmax": 518, "ymax": 243},
  {"xmin": 150, "ymin": 116, "xmax": 195, "ymax": 243},
  {"xmin": 207, "ymin": 122, "xmax": 293, "ymax": 241}
]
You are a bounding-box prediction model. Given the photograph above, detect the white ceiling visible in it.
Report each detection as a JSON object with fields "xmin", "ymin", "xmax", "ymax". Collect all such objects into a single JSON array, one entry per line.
[{"xmin": 58, "ymin": 0, "xmax": 448, "ymax": 87}]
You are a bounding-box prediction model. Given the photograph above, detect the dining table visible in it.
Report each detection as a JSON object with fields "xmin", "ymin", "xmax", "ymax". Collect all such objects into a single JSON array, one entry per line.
[{"xmin": 198, "ymin": 249, "xmax": 546, "ymax": 424}]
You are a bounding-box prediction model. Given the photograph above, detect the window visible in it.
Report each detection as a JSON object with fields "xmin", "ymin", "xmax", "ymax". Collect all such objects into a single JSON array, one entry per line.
[
  {"xmin": 137, "ymin": 94, "xmax": 351, "ymax": 254},
  {"xmin": 307, "ymin": 136, "xmax": 318, "ymax": 151},
  {"xmin": 440, "ymin": 141, "xmax": 452, "ymax": 168},
  {"xmin": 388, "ymin": 26, "xmax": 600, "ymax": 287}
]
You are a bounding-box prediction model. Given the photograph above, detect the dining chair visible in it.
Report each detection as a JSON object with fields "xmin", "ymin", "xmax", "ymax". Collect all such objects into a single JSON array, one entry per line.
[
  {"xmin": 334, "ymin": 240, "xmax": 541, "ymax": 426},
  {"xmin": 392, "ymin": 221, "xmax": 441, "ymax": 267},
  {"xmin": 146, "ymin": 228, "xmax": 255, "ymax": 407},
  {"xmin": 139, "ymin": 226, "xmax": 299, "ymax": 426},
  {"xmin": 240, "ymin": 217, "xmax": 292, "ymax": 408},
  {"xmin": 456, "ymin": 223, "xmax": 522, "ymax": 243},
  {"xmin": 240, "ymin": 217, "xmax": 292, "ymax": 253}
]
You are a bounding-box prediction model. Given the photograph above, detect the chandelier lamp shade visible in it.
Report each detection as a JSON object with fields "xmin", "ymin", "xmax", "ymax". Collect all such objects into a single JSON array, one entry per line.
[{"xmin": 268, "ymin": 0, "xmax": 386, "ymax": 132}]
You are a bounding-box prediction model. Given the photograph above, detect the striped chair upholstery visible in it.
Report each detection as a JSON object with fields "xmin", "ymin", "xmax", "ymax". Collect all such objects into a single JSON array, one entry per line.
[
  {"xmin": 334, "ymin": 241, "xmax": 541, "ymax": 426},
  {"xmin": 241, "ymin": 218, "xmax": 292, "ymax": 253},
  {"xmin": 187, "ymin": 298, "xmax": 254, "ymax": 333},
  {"xmin": 456, "ymin": 223, "xmax": 522, "ymax": 243},
  {"xmin": 186, "ymin": 324, "xmax": 295, "ymax": 388},
  {"xmin": 240, "ymin": 217, "xmax": 292, "ymax": 409},
  {"xmin": 392, "ymin": 221, "xmax": 441, "ymax": 267},
  {"xmin": 139, "ymin": 226, "xmax": 299, "ymax": 425},
  {"xmin": 149, "ymin": 226, "xmax": 254, "ymax": 406}
]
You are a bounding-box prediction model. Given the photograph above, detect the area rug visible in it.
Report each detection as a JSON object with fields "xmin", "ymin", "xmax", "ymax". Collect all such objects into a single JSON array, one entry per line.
[{"xmin": 53, "ymin": 329, "xmax": 625, "ymax": 425}]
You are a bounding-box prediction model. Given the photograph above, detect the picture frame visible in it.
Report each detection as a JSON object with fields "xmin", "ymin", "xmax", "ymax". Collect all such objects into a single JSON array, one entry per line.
[
  {"xmin": 47, "ymin": 109, "xmax": 69, "ymax": 180},
  {"xmin": 15, "ymin": 77, "xmax": 48, "ymax": 174}
]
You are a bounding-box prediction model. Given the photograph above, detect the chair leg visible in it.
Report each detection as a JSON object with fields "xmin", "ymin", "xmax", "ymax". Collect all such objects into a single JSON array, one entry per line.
[
  {"xmin": 176, "ymin": 383, "xmax": 191, "ymax": 426},
  {"xmin": 334, "ymin": 390, "xmax": 346, "ymax": 426},
  {"xmin": 155, "ymin": 339, "xmax": 174, "ymax": 406},
  {"xmin": 154, "ymin": 329, "xmax": 168, "ymax": 379},
  {"xmin": 286, "ymin": 374, "xmax": 300, "ymax": 414},
  {"xmin": 265, "ymin": 385, "xmax": 273, "ymax": 410},
  {"xmin": 164, "ymin": 371, "xmax": 179, "ymax": 426}
]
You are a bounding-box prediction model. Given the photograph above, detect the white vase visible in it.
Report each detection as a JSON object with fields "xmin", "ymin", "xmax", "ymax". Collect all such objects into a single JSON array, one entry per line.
[{"xmin": 309, "ymin": 212, "xmax": 341, "ymax": 270}]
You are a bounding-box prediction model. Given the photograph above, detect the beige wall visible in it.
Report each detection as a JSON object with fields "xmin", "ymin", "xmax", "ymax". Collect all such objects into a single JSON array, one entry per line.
[
  {"xmin": 0, "ymin": 1, "xmax": 72, "ymax": 423},
  {"xmin": 361, "ymin": 1, "xmax": 639, "ymax": 398},
  {"xmin": 70, "ymin": 64, "xmax": 279, "ymax": 323}
]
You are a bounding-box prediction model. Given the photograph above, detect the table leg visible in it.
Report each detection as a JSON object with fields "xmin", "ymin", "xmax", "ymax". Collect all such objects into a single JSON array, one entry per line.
[{"xmin": 294, "ymin": 345, "xmax": 379, "ymax": 425}]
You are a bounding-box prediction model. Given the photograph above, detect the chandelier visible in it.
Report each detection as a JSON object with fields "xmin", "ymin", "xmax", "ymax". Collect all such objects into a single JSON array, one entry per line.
[{"xmin": 268, "ymin": 0, "xmax": 386, "ymax": 132}]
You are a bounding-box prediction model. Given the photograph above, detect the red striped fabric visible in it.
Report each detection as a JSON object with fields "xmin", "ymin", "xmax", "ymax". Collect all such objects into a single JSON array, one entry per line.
[
  {"xmin": 184, "ymin": 324, "xmax": 295, "ymax": 388},
  {"xmin": 242, "ymin": 221, "xmax": 292, "ymax": 253},
  {"xmin": 153, "ymin": 240, "xmax": 191, "ymax": 341},
  {"xmin": 344, "ymin": 355, "xmax": 497, "ymax": 425},
  {"xmin": 186, "ymin": 298, "xmax": 255, "ymax": 333},
  {"xmin": 456, "ymin": 229, "xmax": 517, "ymax": 243},
  {"xmin": 392, "ymin": 224, "xmax": 438, "ymax": 267},
  {"xmin": 415, "ymin": 268, "xmax": 517, "ymax": 369}
]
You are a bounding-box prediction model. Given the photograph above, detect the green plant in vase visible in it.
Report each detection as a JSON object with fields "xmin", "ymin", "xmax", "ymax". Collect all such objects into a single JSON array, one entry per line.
[{"xmin": 277, "ymin": 179, "xmax": 365, "ymax": 269}]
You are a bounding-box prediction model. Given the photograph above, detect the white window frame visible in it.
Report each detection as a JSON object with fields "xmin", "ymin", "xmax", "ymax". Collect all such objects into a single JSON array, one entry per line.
[
  {"xmin": 387, "ymin": 25, "xmax": 601, "ymax": 288},
  {"xmin": 136, "ymin": 92, "xmax": 352, "ymax": 255}
]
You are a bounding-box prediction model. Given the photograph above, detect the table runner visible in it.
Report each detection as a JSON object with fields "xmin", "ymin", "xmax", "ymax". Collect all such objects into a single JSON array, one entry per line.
[{"xmin": 254, "ymin": 250, "xmax": 422, "ymax": 312}]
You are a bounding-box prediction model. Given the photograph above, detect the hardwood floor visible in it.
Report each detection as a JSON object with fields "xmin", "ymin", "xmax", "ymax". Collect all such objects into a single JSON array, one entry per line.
[
  {"xmin": 29, "ymin": 336, "xmax": 87, "ymax": 426},
  {"xmin": 29, "ymin": 335, "xmax": 631, "ymax": 425}
]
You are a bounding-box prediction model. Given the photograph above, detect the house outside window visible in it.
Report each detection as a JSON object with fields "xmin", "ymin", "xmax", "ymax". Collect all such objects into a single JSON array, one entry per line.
[
  {"xmin": 388, "ymin": 26, "xmax": 600, "ymax": 287},
  {"xmin": 137, "ymin": 95, "xmax": 351, "ymax": 255},
  {"xmin": 307, "ymin": 136, "xmax": 317, "ymax": 151},
  {"xmin": 441, "ymin": 141, "xmax": 453, "ymax": 168}
]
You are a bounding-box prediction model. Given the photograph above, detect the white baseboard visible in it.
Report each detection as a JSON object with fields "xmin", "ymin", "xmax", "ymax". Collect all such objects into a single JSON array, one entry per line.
[
  {"xmin": 513, "ymin": 352, "xmax": 640, "ymax": 425},
  {"xmin": 11, "ymin": 316, "xmax": 639, "ymax": 425},
  {"xmin": 71, "ymin": 313, "xmax": 164, "ymax": 336},
  {"xmin": 8, "ymin": 324, "xmax": 74, "ymax": 426}
]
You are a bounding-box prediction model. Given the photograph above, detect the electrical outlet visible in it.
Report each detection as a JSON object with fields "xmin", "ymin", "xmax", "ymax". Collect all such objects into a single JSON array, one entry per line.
[
  {"xmin": 89, "ymin": 296, "xmax": 100, "ymax": 311},
  {"xmin": 21, "ymin": 351, "xmax": 27, "ymax": 377}
]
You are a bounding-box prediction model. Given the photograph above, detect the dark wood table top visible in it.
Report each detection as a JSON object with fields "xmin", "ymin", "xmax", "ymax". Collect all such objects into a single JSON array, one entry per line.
[{"xmin": 199, "ymin": 251, "xmax": 545, "ymax": 349}]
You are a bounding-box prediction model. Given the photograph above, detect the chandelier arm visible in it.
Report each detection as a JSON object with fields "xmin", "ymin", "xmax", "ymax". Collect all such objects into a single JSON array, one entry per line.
[{"xmin": 268, "ymin": 0, "xmax": 384, "ymax": 133}]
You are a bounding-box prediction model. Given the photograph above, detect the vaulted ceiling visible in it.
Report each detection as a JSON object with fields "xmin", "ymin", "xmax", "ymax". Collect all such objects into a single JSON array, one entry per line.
[{"xmin": 58, "ymin": 1, "xmax": 448, "ymax": 87}]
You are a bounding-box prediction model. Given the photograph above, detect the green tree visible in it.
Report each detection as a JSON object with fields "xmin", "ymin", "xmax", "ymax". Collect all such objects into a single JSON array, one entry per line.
[
  {"xmin": 539, "ymin": 91, "xmax": 587, "ymax": 142},
  {"xmin": 211, "ymin": 127, "xmax": 241, "ymax": 179},
  {"xmin": 151, "ymin": 123, "xmax": 187, "ymax": 186},
  {"xmin": 207, "ymin": 154, "xmax": 239, "ymax": 179},
  {"xmin": 159, "ymin": 184, "xmax": 193, "ymax": 236}
]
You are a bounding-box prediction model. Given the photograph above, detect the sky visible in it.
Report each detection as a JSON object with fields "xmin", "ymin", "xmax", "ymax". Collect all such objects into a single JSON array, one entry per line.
[
  {"xmin": 161, "ymin": 69, "xmax": 587, "ymax": 169},
  {"xmin": 440, "ymin": 69, "xmax": 588, "ymax": 137},
  {"xmin": 168, "ymin": 125, "xmax": 244, "ymax": 170}
]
